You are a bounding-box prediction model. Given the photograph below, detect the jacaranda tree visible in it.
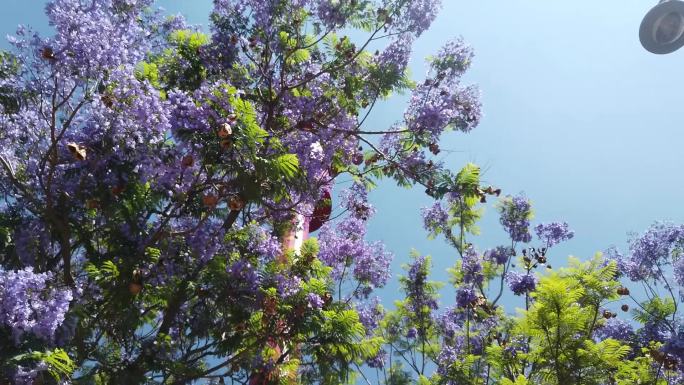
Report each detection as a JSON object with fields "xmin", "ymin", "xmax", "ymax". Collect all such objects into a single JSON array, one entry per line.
[{"xmin": 1, "ymin": 1, "xmax": 683, "ymax": 385}]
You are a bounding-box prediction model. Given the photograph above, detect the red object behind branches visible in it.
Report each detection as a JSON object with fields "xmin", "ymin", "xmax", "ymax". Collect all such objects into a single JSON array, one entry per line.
[{"xmin": 308, "ymin": 189, "xmax": 332, "ymax": 233}]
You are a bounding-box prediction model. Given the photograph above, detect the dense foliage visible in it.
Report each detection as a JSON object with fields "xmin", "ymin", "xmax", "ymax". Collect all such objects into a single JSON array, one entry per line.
[{"xmin": 0, "ymin": 1, "xmax": 683, "ymax": 385}]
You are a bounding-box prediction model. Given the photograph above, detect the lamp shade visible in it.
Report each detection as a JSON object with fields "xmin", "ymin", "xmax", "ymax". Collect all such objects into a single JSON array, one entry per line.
[{"xmin": 640, "ymin": 0, "xmax": 684, "ymax": 54}]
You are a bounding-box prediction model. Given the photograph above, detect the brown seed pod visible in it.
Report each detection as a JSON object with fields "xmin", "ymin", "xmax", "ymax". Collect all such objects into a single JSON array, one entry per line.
[
  {"xmin": 603, "ymin": 310, "xmax": 612, "ymax": 319},
  {"xmin": 128, "ymin": 282, "xmax": 143, "ymax": 295},
  {"xmin": 41, "ymin": 47, "xmax": 55, "ymax": 60},
  {"xmin": 181, "ymin": 155, "xmax": 194, "ymax": 168},
  {"xmin": 101, "ymin": 93, "xmax": 115, "ymax": 108},
  {"xmin": 67, "ymin": 143, "xmax": 87, "ymax": 161},
  {"xmin": 220, "ymin": 138, "xmax": 233, "ymax": 150},
  {"xmin": 86, "ymin": 199, "xmax": 100, "ymax": 209},
  {"xmin": 229, "ymin": 195, "xmax": 245, "ymax": 211},
  {"xmin": 111, "ymin": 185, "xmax": 125, "ymax": 196},
  {"xmin": 621, "ymin": 304, "xmax": 629, "ymax": 312},
  {"xmin": 202, "ymin": 194, "xmax": 219, "ymax": 208},
  {"xmin": 218, "ymin": 123, "xmax": 232, "ymax": 138}
]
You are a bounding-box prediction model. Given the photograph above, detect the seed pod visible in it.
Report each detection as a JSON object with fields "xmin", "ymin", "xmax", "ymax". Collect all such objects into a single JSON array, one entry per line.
[
  {"xmin": 101, "ymin": 93, "xmax": 115, "ymax": 108},
  {"xmin": 67, "ymin": 143, "xmax": 87, "ymax": 160},
  {"xmin": 181, "ymin": 155, "xmax": 194, "ymax": 168},
  {"xmin": 603, "ymin": 310, "xmax": 612, "ymax": 319},
  {"xmin": 229, "ymin": 195, "xmax": 245, "ymax": 211},
  {"xmin": 621, "ymin": 304, "xmax": 629, "ymax": 312},
  {"xmin": 41, "ymin": 47, "xmax": 55, "ymax": 60},
  {"xmin": 111, "ymin": 185, "xmax": 125, "ymax": 196},
  {"xmin": 203, "ymin": 194, "xmax": 219, "ymax": 208},
  {"xmin": 128, "ymin": 282, "xmax": 143, "ymax": 295},
  {"xmin": 218, "ymin": 123, "xmax": 232, "ymax": 138},
  {"xmin": 220, "ymin": 138, "xmax": 233, "ymax": 150},
  {"xmin": 86, "ymin": 199, "xmax": 100, "ymax": 209}
]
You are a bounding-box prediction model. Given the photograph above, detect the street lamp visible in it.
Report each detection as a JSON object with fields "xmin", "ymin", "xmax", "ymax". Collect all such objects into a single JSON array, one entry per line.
[{"xmin": 640, "ymin": 0, "xmax": 684, "ymax": 54}]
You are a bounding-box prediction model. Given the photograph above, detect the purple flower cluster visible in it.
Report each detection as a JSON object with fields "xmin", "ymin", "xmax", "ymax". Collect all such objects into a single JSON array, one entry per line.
[
  {"xmin": 497, "ymin": 195, "xmax": 533, "ymax": 243},
  {"xmin": 306, "ymin": 293, "xmax": 324, "ymax": 310},
  {"xmin": 485, "ymin": 246, "xmax": 514, "ymax": 265},
  {"xmin": 366, "ymin": 349, "xmax": 387, "ymax": 369},
  {"xmin": 45, "ymin": 0, "xmax": 155, "ymax": 77},
  {"xmin": 461, "ymin": 247, "xmax": 483, "ymax": 285},
  {"xmin": 405, "ymin": 38, "xmax": 481, "ymax": 141},
  {"xmin": 356, "ymin": 297, "xmax": 384, "ymax": 336},
  {"xmin": 405, "ymin": 256, "xmax": 439, "ymax": 312},
  {"xmin": 436, "ymin": 345, "xmax": 463, "ymax": 378},
  {"xmin": 0, "ymin": 268, "xmax": 73, "ymax": 343},
  {"xmin": 13, "ymin": 362, "xmax": 48, "ymax": 385},
  {"xmin": 609, "ymin": 222, "xmax": 684, "ymax": 282},
  {"xmin": 455, "ymin": 287, "xmax": 477, "ymax": 308},
  {"xmin": 318, "ymin": 217, "xmax": 392, "ymax": 288},
  {"xmin": 535, "ymin": 222, "xmax": 574, "ymax": 248},
  {"xmin": 376, "ymin": 34, "xmax": 414, "ymax": 75},
  {"xmin": 393, "ymin": 0, "xmax": 442, "ymax": 37},
  {"xmin": 505, "ymin": 271, "xmax": 537, "ymax": 296},
  {"xmin": 275, "ymin": 274, "xmax": 303, "ymax": 298},
  {"xmin": 246, "ymin": 224, "xmax": 282, "ymax": 260},
  {"xmin": 421, "ymin": 201, "xmax": 449, "ymax": 234},
  {"xmin": 595, "ymin": 318, "xmax": 635, "ymax": 342},
  {"xmin": 226, "ymin": 260, "xmax": 261, "ymax": 298}
]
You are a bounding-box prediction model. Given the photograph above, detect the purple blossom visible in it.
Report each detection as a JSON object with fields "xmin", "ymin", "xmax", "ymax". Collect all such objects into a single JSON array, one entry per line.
[
  {"xmin": 485, "ymin": 246, "xmax": 514, "ymax": 265},
  {"xmin": 306, "ymin": 293, "xmax": 324, "ymax": 310},
  {"xmin": 505, "ymin": 271, "xmax": 537, "ymax": 296},
  {"xmin": 226, "ymin": 260, "xmax": 260, "ymax": 296},
  {"xmin": 405, "ymin": 255, "xmax": 438, "ymax": 312},
  {"xmin": 366, "ymin": 349, "xmax": 387, "ymax": 369},
  {"xmin": 0, "ymin": 268, "xmax": 73, "ymax": 343},
  {"xmin": 318, "ymin": 215, "xmax": 392, "ymax": 294},
  {"xmin": 405, "ymin": 38, "xmax": 481, "ymax": 141},
  {"xmin": 393, "ymin": 0, "xmax": 442, "ymax": 37},
  {"xmin": 13, "ymin": 362, "xmax": 48, "ymax": 385},
  {"xmin": 595, "ymin": 318, "xmax": 635, "ymax": 342},
  {"xmin": 455, "ymin": 287, "xmax": 477, "ymax": 308},
  {"xmin": 376, "ymin": 34, "xmax": 414, "ymax": 75},
  {"xmin": 421, "ymin": 201, "xmax": 449, "ymax": 233},
  {"xmin": 497, "ymin": 195, "xmax": 533, "ymax": 243},
  {"xmin": 609, "ymin": 222, "xmax": 684, "ymax": 282},
  {"xmin": 436, "ymin": 345, "xmax": 458, "ymax": 376},
  {"xmin": 275, "ymin": 274, "xmax": 302, "ymax": 298},
  {"xmin": 462, "ymin": 247, "xmax": 483, "ymax": 285},
  {"xmin": 340, "ymin": 183, "xmax": 375, "ymax": 220},
  {"xmin": 535, "ymin": 222, "xmax": 574, "ymax": 248},
  {"xmin": 356, "ymin": 297, "xmax": 384, "ymax": 336},
  {"xmin": 246, "ymin": 224, "xmax": 282, "ymax": 260}
]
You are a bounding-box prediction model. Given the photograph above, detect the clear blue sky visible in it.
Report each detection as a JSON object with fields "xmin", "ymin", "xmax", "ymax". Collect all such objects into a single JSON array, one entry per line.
[{"xmin": 3, "ymin": 0, "xmax": 683, "ymax": 306}]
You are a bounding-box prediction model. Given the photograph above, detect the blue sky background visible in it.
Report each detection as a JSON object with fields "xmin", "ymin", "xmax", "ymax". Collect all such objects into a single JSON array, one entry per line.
[{"xmin": 3, "ymin": 0, "xmax": 684, "ymax": 308}]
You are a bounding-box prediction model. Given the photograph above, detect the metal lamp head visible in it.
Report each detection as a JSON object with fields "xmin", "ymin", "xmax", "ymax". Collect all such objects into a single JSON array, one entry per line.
[{"xmin": 640, "ymin": 0, "xmax": 684, "ymax": 54}]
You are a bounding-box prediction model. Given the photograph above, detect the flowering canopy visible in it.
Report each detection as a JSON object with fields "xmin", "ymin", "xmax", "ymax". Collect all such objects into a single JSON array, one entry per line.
[{"xmin": 1, "ymin": 1, "xmax": 683, "ymax": 385}]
